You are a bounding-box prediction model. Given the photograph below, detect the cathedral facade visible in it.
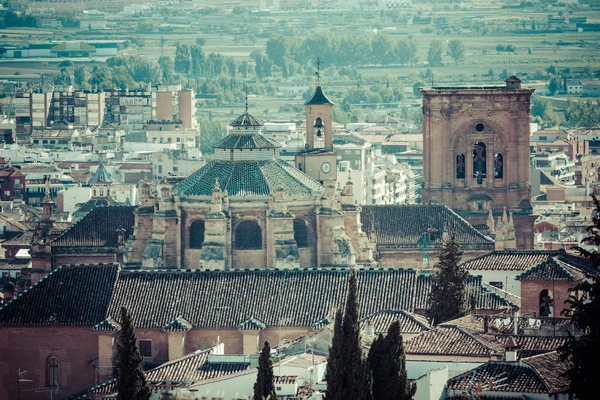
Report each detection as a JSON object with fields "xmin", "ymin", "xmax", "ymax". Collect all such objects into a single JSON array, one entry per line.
[{"xmin": 124, "ymin": 85, "xmax": 374, "ymax": 270}]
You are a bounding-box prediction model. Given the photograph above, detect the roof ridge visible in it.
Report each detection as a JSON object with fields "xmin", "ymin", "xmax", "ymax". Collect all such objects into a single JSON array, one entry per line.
[{"xmin": 0, "ymin": 265, "xmax": 65, "ymax": 310}]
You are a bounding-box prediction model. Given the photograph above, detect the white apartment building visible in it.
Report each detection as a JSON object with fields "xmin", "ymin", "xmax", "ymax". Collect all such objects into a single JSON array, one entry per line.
[
  {"xmin": 151, "ymin": 148, "xmax": 204, "ymax": 180},
  {"xmin": 146, "ymin": 121, "xmax": 198, "ymax": 149}
]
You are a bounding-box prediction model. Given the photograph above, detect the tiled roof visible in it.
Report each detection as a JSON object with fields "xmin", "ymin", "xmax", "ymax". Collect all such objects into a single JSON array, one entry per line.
[
  {"xmin": 213, "ymin": 133, "xmax": 280, "ymax": 149},
  {"xmin": 92, "ymin": 317, "xmax": 121, "ymax": 332},
  {"xmin": 405, "ymin": 326, "xmax": 498, "ymax": 357},
  {"xmin": 461, "ymin": 250, "xmax": 564, "ymax": 271},
  {"xmin": 31, "ymin": 128, "xmax": 78, "ymax": 138},
  {"xmin": 446, "ymin": 361, "xmax": 548, "ymax": 393},
  {"xmin": 73, "ymin": 348, "xmax": 251, "ymax": 398},
  {"xmin": 89, "ymin": 163, "xmax": 113, "ymax": 184},
  {"xmin": 516, "ymin": 257, "xmax": 584, "ymax": 281},
  {"xmin": 305, "ymin": 86, "xmax": 334, "ymax": 105},
  {"xmin": 1, "ymin": 231, "xmax": 34, "ymax": 246},
  {"xmin": 73, "ymin": 197, "xmax": 121, "ymax": 218},
  {"xmin": 360, "ymin": 205, "xmax": 494, "ymax": 249},
  {"xmin": 230, "ymin": 112, "xmax": 263, "ymax": 127},
  {"xmin": 51, "ymin": 206, "xmax": 135, "ymax": 248},
  {"xmin": 522, "ymin": 352, "xmax": 570, "ymax": 394},
  {"xmin": 0, "ymin": 258, "xmax": 31, "ymax": 270},
  {"xmin": 0, "ymin": 267, "xmax": 515, "ymax": 328},
  {"xmin": 508, "ymin": 336, "xmax": 567, "ymax": 358},
  {"xmin": 0, "ymin": 264, "xmax": 119, "ymax": 325},
  {"xmin": 414, "ymin": 275, "xmax": 517, "ymax": 311},
  {"xmin": 361, "ymin": 309, "xmax": 430, "ymax": 335},
  {"xmin": 174, "ymin": 160, "xmax": 324, "ymax": 197}
]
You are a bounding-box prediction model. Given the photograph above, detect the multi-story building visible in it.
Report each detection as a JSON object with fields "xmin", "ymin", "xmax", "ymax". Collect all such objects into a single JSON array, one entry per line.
[
  {"xmin": 50, "ymin": 89, "xmax": 104, "ymax": 128},
  {"xmin": 104, "ymin": 89, "xmax": 156, "ymax": 129},
  {"xmin": 13, "ymin": 90, "xmax": 52, "ymax": 137},
  {"xmin": 154, "ymin": 84, "xmax": 197, "ymax": 130},
  {"xmin": 146, "ymin": 121, "xmax": 198, "ymax": 149},
  {"xmin": 0, "ymin": 167, "xmax": 26, "ymax": 202}
]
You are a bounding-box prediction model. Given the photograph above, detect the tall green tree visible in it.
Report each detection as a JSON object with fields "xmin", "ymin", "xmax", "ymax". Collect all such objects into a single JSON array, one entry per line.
[
  {"xmin": 73, "ymin": 65, "xmax": 89, "ymax": 87},
  {"xmin": 253, "ymin": 341, "xmax": 277, "ymax": 400},
  {"xmin": 266, "ymin": 34, "xmax": 288, "ymax": 68},
  {"xmin": 548, "ymin": 76, "xmax": 561, "ymax": 95},
  {"xmin": 426, "ymin": 237, "xmax": 468, "ymax": 325},
  {"xmin": 447, "ymin": 39, "xmax": 465, "ymax": 65},
  {"xmin": 427, "ymin": 40, "xmax": 444, "ymax": 67},
  {"xmin": 325, "ymin": 310, "xmax": 345, "ymax": 399},
  {"xmin": 559, "ymin": 194, "xmax": 600, "ymax": 399},
  {"xmin": 116, "ymin": 307, "xmax": 151, "ymax": 400},
  {"xmin": 190, "ymin": 45, "xmax": 204, "ymax": 76},
  {"xmin": 368, "ymin": 321, "xmax": 416, "ymax": 400},
  {"xmin": 158, "ymin": 56, "xmax": 174, "ymax": 82},
  {"xmin": 174, "ymin": 44, "xmax": 191, "ymax": 75},
  {"xmin": 326, "ymin": 269, "xmax": 372, "ymax": 400}
]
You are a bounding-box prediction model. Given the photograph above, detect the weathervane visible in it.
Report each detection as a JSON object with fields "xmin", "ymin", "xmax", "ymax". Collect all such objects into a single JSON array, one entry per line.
[{"xmin": 315, "ymin": 57, "xmax": 322, "ymax": 85}]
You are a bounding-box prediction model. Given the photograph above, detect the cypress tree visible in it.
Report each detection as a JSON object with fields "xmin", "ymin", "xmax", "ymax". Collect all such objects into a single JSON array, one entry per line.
[
  {"xmin": 426, "ymin": 236, "xmax": 468, "ymax": 325},
  {"xmin": 116, "ymin": 306, "xmax": 151, "ymax": 400},
  {"xmin": 253, "ymin": 341, "xmax": 277, "ymax": 400},
  {"xmin": 326, "ymin": 269, "xmax": 372, "ymax": 400},
  {"xmin": 325, "ymin": 309, "xmax": 346, "ymax": 400},
  {"xmin": 368, "ymin": 321, "xmax": 416, "ymax": 400}
]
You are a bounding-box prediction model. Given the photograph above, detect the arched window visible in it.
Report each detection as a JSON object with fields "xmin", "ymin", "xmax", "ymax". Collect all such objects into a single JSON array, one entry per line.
[
  {"xmin": 539, "ymin": 289, "xmax": 553, "ymax": 317},
  {"xmin": 190, "ymin": 220, "xmax": 205, "ymax": 249},
  {"xmin": 473, "ymin": 142, "xmax": 487, "ymax": 181},
  {"xmin": 494, "ymin": 153, "xmax": 504, "ymax": 179},
  {"xmin": 294, "ymin": 218, "xmax": 309, "ymax": 248},
  {"xmin": 235, "ymin": 220, "xmax": 262, "ymax": 250},
  {"xmin": 456, "ymin": 154, "xmax": 466, "ymax": 179},
  {"xmin": 48, "ymin": 357, "xmax": 59, "ymax": 387}
]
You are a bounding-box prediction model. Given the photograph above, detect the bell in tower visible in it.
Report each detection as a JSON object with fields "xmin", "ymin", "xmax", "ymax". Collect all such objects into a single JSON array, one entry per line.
[
  {"xmin": 473, "ymin": 142, "xmax": 487, "ymax": 179},
  {"xmin": 314, "ymin": 117, "xmax": 324, "ymax": 137}
]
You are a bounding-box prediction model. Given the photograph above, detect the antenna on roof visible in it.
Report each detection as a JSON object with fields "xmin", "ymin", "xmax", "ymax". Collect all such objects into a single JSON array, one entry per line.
[{"xmin": 315, "ymin": 57, "xmax": 322, "ymax": 86}]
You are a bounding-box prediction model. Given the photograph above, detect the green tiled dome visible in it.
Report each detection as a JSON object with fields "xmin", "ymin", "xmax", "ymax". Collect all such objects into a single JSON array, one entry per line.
[{"xmin": 174, "ymin": 159, "xmax": 324, "ymax": 197}]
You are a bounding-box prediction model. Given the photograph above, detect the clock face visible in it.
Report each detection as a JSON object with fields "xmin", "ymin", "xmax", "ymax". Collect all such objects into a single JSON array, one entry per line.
[{"xmin": 321, "ymin": 162, "xmax": 331, "ymax": 174}]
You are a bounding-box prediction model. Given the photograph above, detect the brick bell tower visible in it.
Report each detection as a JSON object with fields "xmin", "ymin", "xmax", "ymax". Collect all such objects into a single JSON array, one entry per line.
[
  {"xmin": 295, "ymin": 60, "xmax": 337, "ymax": 186},
  {"xmin": 420, "ymin": 76, "xmax": 536, "ymax": 249}
]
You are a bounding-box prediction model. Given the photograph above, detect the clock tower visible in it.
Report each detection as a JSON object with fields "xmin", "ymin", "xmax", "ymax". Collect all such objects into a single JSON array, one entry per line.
[{"xmin": 295, "ymin": 72, "xmax": 337, "ymax": 186}]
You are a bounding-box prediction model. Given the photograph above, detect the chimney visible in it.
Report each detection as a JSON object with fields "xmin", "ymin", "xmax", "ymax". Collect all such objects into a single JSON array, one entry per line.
[
  {"xmin": 504, "ymin": 336, "xmax": 518, "ymax": 362},
  {"xmin": 483, "ymin": 315, "xmax": 489, "ymax": 333},
  {"xmin": 2, "ymin": 281, "xmax": 17, "ymax": 304},
  {"xmin": 364, "ymin": 319, "xmax": 375, "ymax": 336}
]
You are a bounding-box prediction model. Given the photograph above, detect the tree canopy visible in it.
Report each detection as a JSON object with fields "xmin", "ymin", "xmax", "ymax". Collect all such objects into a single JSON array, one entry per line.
[{"xmin": 116, "ymin": 307, "xmax": 151, "ymax": 400}]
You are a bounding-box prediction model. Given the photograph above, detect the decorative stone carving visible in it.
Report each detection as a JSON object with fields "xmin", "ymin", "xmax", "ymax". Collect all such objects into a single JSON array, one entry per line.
[{"xmin": 440, "ymin": 108, "xmax": 452, "ymax": 118}]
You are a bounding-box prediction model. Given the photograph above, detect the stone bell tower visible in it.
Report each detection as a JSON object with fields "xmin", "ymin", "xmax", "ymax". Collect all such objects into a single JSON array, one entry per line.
[
  {"xmin": 420, "ymin": 76, "xmax": 536, "ymax": 249},
  {"xmin": 295, "ymin": 61, "xmax": 337, "ymax": 186}
]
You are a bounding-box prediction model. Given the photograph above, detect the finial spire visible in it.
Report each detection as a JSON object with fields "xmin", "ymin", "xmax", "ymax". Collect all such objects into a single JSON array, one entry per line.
[
  {"xmin": 315, "ymin": 57, "xmax": 322, "ymax": 86},
  {"xmin": 244, "ymin": 81, "xmax": 249, "ymax": 113}
]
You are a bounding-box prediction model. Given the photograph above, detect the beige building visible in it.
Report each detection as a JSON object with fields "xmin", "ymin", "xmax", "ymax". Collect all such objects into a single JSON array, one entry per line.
[
  {"xmin": 125, "ymin": 88, "xmax": 374, "ymax": 270},
  {"xmin": 146, "ymin": 121, "xmax": 198, "ymax": 149}
]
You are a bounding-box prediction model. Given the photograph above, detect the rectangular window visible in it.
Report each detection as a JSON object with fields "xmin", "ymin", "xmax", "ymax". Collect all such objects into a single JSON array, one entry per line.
[
  {"xmin": 139, "ymin": 340, "xmax": 152, "ymax": 358},
  {"xmin": 158, "ymin": 166, "xmax": 162, "ymax": 174},
  {"xmin": 489, "ymin": 281, "xmax": 503, "ymax": 290}
]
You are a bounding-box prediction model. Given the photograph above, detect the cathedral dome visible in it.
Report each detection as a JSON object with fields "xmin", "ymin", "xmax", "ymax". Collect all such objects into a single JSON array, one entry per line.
[{"xmin": 174, "ymin": 159, "xmax": 324, "ymax": 198}]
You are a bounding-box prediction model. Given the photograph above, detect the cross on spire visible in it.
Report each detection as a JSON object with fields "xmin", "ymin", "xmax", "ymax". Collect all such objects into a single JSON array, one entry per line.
[{"xmin": 315, "ymin": 57, "xmax": 322, "ymax": 85}]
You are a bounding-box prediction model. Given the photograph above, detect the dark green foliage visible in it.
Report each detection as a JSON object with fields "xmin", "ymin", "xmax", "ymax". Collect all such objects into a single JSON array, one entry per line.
[
  {"xmin": 427, "ymin": 40, "xmax": 444, "ymax": 67},
  {"xmin": 325, "ymin": 310, "xmax": 345, "ymax": 399},
  {"xmin": 564, "ymin": 99, "xmax": 600, "ymax": 128},
  {"xmin": 116, "ymin": 307, "xmax": 151, "ymax": 400},
  {"xmin": 368, "ymin": 321, "xmax": 416, "ymax": 400},
  {"xmin": 426, "ymin": 237, "xmax": 468, "ymax": 325},
  {"xmin": 559, "ymin": 194, "xmax": 600, "ymax": 399},
  {"xmin": 253, "ymin": 341, "xmax": 277, "ymax": 400},
  {"xmin": 326, "ymin": 270, "xmax": 372, "ymax": 400}
]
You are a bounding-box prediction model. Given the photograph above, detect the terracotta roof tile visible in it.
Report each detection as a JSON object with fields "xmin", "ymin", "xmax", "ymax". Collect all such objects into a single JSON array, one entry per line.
[
  {"xmin": 516, "ymin": 257, "xmax": 585, "ymax": 281},
  {"xmin": 406, "ymin": 326, "xmax": 495, "ymax": 357},
  {"xmin": 361, "ymin": 205, "xmax": 494, "ymax": 250},
  {"xmin": 51, "ymin": 206, "xmax": 135, "ymax": 248},
  {"xmin": 522, "ymin": 351, "xmax": 570, "ymax": 394},
  {"xmin": 461, "ymin": 250, "xmax": 564, "ymax": 271},
  {"xmin": 447, "ymin": 361, "xmax": 548, "ymax": 393},
  {"xmin": 0, "ymin": 264, "xmax": 118, "ymax": 325},
  {"xmin": 361, "ymin": 309, "xmax": 430, "ymax": 335},
  {"xmin": 0, "ymin": 267, "xmax": 515, "ymax": 329}
]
